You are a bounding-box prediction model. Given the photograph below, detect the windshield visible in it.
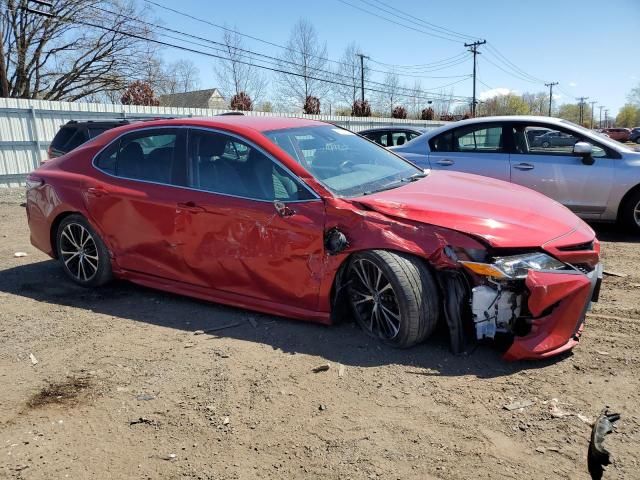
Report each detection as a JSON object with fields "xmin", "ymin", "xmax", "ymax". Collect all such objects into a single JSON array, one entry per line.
[{"xmin": 264, "ymin": 125, "xmax": 424, "ymax": 197}]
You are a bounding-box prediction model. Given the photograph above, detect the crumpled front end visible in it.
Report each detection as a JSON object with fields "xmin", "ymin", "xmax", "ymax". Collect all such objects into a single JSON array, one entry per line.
[
  {"xmin": 503, "ymin": 264, "xmax": 602, "ymax": 360},
  {"xmin": 460, "ymin": 236, "xmax": 602, "ymax": 361}
]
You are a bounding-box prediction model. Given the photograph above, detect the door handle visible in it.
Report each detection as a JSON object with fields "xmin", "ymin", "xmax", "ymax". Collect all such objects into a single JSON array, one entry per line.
[
  {"xmin": 513, "ymin": 163, "xmax": 535, "ymax": 171},
  {"xmin": 177, "ymin": 201, "xmax": 205, "ymax": 213},
  {"xmin": 87, "ymin": 186, "xmax": 108, "ymax": 197},
  {"xmin": 436, "ymin": 159, "xmax": 454, "ymax": 166}
]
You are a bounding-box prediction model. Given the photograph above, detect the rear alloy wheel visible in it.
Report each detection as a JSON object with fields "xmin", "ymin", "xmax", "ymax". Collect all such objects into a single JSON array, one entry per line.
[
  {"xmin": 542, "ymin": 141, "xmax": 550, "ymax": 148},
  {"xmin": 347, "ymin": 250, "xmax": 440, "ymax": 348},
  {"xmin": 56, "ymin": 215, "xmax": 112, "ymax": 287},
  {"xmin": 620, "ymin": 189, "xmax": 640, "ymax": 234}
]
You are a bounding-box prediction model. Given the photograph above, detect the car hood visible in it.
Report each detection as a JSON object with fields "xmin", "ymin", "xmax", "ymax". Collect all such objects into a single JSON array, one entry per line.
[{"xmin": 352, "ymin": 170, "xmax": 593, "ymax": 248}]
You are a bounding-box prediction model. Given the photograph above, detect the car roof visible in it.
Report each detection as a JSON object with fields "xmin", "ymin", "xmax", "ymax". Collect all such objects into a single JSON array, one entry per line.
[
  {"xmin": 105, "ymin": 115, "xmax": 328, "ymax": 134},
  {"xmin": 359, "ymin": 126, "xmax": 426, "ymax": 134},
  {"xmin": 421, "ymin": 115, "xmax": 589, "ymax": 138}
]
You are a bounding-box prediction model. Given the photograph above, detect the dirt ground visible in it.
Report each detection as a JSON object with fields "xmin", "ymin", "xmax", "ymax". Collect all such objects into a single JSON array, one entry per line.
[{"xmin": 0, "ymin": 187, "xmax": 638, "ymax": 480}]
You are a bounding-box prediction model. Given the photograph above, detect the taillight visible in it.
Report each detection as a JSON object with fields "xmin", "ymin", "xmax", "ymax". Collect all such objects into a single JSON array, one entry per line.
[{"xmin": 25, "ymin": 175, "xmax": 43, "ymax": 190}]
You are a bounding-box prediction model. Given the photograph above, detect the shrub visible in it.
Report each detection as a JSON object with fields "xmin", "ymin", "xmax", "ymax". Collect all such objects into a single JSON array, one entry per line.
[
  {"xmin": 421, "ymin": 107, "xmax": 435, "ymax": 120},
  {"xmin": 230, "ymin": 91, "xmax": 253, "ymax": 111},
  {"xmin": 392, "ymin": 106, "xmax": 407, "ymax": 119},
  {"xmin": 303, "ymin": 96, "xmax": 321, "ymax": 115},
  {"xmin": 120, "ymin": 81, "xmax": 159, "ymax": 106},
  {"xmin": 352, "ymin": 99, "xmax": 372, "ymax": 117}
]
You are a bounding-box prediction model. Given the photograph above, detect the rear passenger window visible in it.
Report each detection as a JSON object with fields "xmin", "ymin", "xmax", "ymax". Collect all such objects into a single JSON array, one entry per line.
[
  {"xmin": 187, "ymin": 130, "xmax": 315, "ymax": 201},
  {"xmin": 65, "ymin": 130, "xmax": 89, "ymax": 151},
  {"xmin": 455, "ymin": 126, "xmax": 503, "ymax": 152},
  {"xmin": 94, "ymin": 129, "xmax": 183, "ymax": 185}
]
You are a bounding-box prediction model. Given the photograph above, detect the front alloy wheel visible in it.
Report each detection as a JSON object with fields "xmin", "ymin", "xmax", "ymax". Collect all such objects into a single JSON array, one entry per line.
[{"xmin": 347, "ymin": 250, "xmax": 440, "ymax": 348}]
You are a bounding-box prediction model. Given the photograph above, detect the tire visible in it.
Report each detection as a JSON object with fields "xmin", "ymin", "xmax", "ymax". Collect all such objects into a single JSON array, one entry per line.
[
  {"xmin": 56, "ymin": 214, "xmax": 112, "ymax": 287},
  {"xmin": 619, "ymin": 189, "xmax": 640, "ymax": 234},
  {"xmin": 635, "ymin": 138, "xmax": 640, "ymax": 145},
  {"xmin": 542, "ymin": 141, "xmax": 550, "ymax": 148},
  {"xmin": 346, "ymin": 250, "xmax": 440, "ymax": 348}
]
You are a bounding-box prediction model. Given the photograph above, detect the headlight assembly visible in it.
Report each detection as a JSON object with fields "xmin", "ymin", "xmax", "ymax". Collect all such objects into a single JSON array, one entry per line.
[{"xmin": 460, "ymin": 252, "xmax": 567, "ymax": 279}]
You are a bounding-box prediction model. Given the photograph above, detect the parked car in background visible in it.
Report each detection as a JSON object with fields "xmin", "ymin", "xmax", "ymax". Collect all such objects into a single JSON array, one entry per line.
[
  {"xmin": 601, "ymin": 127, "xmax": 631, "ymax": 142},
  {"xmin": 390, "ymin": 115, "xmax": 640, "ymax": 232},
  {"xmin": 47, "ymin": 119, "xmax": 131, "ymax": 161},
  {"xmin": 530, "ymin": 130, "xmax": 576, "ymax": 148},
  {"xmin": 359, "ymin": 126, "xmax": 426, "ymax": 147},
  {"xmin": 629, "ymin": 127, "xmax": 640, "ymax": 144},
  {"xmin": 26, "ymin": 116, "xmax": 600, "ymax": 360}
]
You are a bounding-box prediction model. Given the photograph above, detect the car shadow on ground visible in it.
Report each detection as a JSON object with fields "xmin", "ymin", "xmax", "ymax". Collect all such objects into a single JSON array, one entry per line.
[
  {"xmin": 589, "ymin": 222, "xmax": 640, "ymax": 243},
  {"xmin": 0, "ymin": 259, "xmax": 575, "ymax": 380}
]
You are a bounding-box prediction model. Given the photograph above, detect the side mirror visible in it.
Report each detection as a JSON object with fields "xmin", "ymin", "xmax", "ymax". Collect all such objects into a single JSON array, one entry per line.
[{"xmin": 574, "ymin": 141, "xmax": 595, "ymax": 165}]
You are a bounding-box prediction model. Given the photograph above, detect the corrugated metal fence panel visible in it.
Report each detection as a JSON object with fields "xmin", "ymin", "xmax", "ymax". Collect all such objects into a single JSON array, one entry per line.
[{"xmin": 0, "ymin": 98, "xmax": 446, "ymax": 185}]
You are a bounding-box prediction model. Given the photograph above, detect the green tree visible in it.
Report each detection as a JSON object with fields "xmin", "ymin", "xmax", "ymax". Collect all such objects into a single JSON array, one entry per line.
[
  {"xmin": 477, "ymin": 94, "xmax": 530, "ymax": 116},
  {"xmin": 616, "ymin": 104, "xmax": 640, "ymax": 128},
  {"xmin": 557, "ymin": 103, "xmax": 592, "ymax": 126}
]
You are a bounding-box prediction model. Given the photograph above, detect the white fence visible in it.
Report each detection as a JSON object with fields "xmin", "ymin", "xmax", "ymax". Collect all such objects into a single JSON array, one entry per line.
[{"xmin": 0, "ymin": 98, "xmax": 445, "ymax": 186}]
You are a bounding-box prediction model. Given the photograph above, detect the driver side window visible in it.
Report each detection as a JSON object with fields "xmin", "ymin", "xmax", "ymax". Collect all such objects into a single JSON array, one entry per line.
[{"xmin": 513, "ymin": 126, "xmax": 606, "ymax": 157}]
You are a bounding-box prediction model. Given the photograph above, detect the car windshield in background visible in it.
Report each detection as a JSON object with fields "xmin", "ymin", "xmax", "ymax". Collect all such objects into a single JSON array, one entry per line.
[{"xmin": 264, "ymin": 126, "xmax": 423, "ymax": 197}]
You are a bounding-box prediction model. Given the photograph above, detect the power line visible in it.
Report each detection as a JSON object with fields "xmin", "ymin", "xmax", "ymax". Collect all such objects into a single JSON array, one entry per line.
[
  {"xmin": 485, "ymin": 43, "xmax": 548, "ymax": 84},
  {"xmin": 337, "ymin": 0, "xmax": 465, "ymax": 44},
  {"xmin": 355, "ymin": 0, "xmax": 479, "ymax": 43},
  {"xmin": 338, "ymin": 0, "xmax": 549, "ymax": 88},
  {"xmin": 367, "ymin": 51, "xmax": 470, "ymax": 71},
  {"xmin": 143, "ymin": 0, "xmax": 469, "ymax": 78},
  {"xmin": 367, "ymin": 0, "xmax": 480, "ymax": 42},
  {"xmin": 87, "ymin": 4, "xmax": 471, "ymax": 100},
  {"xmin": 10, "ymin": 5, "xmax": 470, "ymax": 104}
]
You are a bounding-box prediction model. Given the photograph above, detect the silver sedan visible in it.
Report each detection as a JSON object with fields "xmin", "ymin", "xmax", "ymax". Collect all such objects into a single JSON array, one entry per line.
[{"xmin": 390, "ymin": 115, "xmax": 640, "ymax": 232}]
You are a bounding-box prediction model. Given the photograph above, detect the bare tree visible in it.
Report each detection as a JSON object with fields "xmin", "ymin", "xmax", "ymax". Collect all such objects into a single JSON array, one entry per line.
[
  {"xmin": 276, "ymin": 19, "xmax": 329, "ymax": 110},
  {"xmin": 1, "ymin": 0, "xmax": 157, "ymax": 101},
  {"xmin": 164, "ymin": 59, "xmax": 200, "ymax": 94},
  {"xmin": 408, "ymin": 79, "xmax": 423, "ymax": 119},
  {"xmin": 214, "ymin": 29, "xmax": 266, "ymax": 104},
  {"xmin": 376, "ymin": 71, "xmax": 401, "ymax": 116},
  {"xmin": 333, "ymin": 41, "xmax": 368, "ymax": 108}
]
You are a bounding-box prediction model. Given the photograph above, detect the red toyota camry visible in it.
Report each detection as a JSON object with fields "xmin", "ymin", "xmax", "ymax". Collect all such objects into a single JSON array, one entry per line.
[{"xmin": 26, "ymin": 116, "xmax": 602, "ymax": 360}]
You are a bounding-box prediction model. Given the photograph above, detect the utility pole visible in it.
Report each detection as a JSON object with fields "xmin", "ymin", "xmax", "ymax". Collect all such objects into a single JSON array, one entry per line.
[
  {"xmin": 604, "ymin": 109, "xmax": 609, "ymax": 128},
  {"xmin": 577, "ymin": 96, "xmax": 588, "ymax": 125},
  {"xmin": 464, "ymin": 40, "xmax": 486, "ymax": 117},
  {"xmin": 589, "ymin": 101, "xmax": 597, "ymax": 129},
  {"xmin": 544, "ymin": 82, "xmax": 558, "ymax": 116},
  {"xmin": 598, "ymin": 105, "xmax": 604, "ymax": 128},
  {"xmin": 356, "ymin": 53, "xmax": 369, "ymax": 103}
]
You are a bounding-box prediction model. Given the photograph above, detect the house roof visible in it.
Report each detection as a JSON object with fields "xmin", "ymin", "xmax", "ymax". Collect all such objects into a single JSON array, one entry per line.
[{"xmin": 159, "ymin": 88, "xmax": 224, "ymax": 108}]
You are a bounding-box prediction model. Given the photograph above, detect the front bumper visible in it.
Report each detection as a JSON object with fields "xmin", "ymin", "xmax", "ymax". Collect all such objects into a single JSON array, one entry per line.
[{"xmin": 503, "ymin": 263, "xmax": 602, "ymax": 361}]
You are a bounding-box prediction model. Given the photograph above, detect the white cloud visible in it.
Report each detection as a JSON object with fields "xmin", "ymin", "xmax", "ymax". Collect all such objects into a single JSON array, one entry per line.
[
  {"xmin": 568, "ymin": 81, "xmax": 577, "ymax": 87},
  {"xmin": 479, "ymin": 88, "xmax": 516, "ymax": 101}
]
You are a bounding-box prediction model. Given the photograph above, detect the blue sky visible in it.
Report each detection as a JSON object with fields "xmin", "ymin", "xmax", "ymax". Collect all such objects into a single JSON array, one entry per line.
[{"xmin": 155, "ymin": 0, "xmax": 639, "ymax": 115}]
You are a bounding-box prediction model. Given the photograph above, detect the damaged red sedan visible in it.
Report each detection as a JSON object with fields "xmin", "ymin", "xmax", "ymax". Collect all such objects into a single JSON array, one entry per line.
[{"xmin": 26, "ymin": 116, "xmax": 602, "ymax": 360}]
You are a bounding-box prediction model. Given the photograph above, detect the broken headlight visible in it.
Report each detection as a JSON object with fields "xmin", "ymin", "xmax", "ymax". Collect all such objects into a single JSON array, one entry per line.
[{"xmin": 460, "ymin": 252, "xmax": 566, "ymax": 279}]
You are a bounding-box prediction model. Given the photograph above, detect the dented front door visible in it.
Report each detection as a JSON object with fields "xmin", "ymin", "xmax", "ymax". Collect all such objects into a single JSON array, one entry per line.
[{"xmin": 176, "ymin": 193, "xmax": 326, "ymax": 311}]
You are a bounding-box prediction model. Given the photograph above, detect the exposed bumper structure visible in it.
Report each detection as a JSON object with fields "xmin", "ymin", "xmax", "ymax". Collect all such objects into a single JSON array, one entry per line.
[{"xmin": 503, "ymin": 263, "xmax": 602, "ymax": 361}]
